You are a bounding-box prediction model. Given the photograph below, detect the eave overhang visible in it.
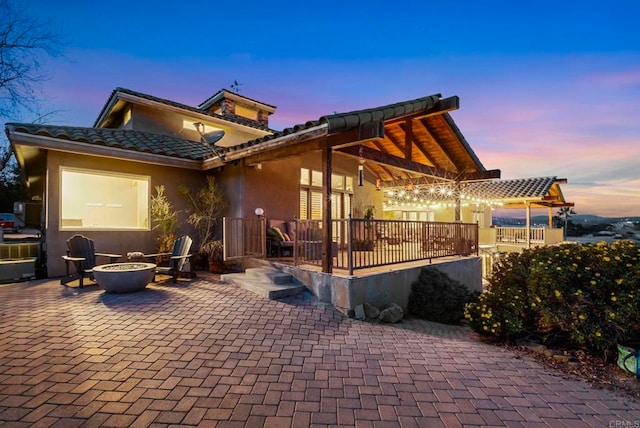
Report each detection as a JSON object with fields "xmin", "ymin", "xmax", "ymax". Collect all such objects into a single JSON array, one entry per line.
[{"xmin": 9, "ymin": 132, "xmax": 204, "ymax": 170}]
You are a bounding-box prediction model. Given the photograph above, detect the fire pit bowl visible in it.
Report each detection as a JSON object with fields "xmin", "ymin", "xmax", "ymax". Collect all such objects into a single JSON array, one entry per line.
[{"xmin": 93, "ymin": 262, "xmax": 156, "ymax": 293}]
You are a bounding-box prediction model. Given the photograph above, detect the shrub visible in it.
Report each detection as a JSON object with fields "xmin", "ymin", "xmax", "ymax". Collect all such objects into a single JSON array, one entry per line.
[
  {"xmin": 528, "ymin": 241, "xmax": 640, "ymax": 357},
  {"xmin": 150, "ymin": 185, "xmax": 178, "ymax": 254},
  {"xmin": 465, "ymin": 241, "xmax": 640, "ymax": 360},
  {"xmin": 465, "ymin": 250, "xmax": 537, "ymax": 340},
  {"xmin": 408, "ymin": 267, "xmax": 478, "ymax": 324}
]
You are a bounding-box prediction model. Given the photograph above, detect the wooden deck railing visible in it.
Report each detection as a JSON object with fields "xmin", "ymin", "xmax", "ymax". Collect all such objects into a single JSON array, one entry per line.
[
  {"xmin": 223, "ymin": 217, "xmax": 479, "ymax": 274},
  {"xmin": 487, "ymin": 226, "xmax": 564, "ymax": 247},
  {"xmin": 294, "ymin": 219, "xmax": 478, "ymax": 275}
]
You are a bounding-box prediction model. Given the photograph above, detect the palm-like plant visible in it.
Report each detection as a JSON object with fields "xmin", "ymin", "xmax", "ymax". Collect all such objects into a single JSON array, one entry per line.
[{"xmin": 557, "ymin": 207, "xmax": 576, "ymax": 238}]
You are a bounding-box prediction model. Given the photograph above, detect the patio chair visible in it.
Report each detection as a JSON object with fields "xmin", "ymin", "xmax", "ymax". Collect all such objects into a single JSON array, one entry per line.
[
  {"xmin": 145, "ymin": 235, "xmax": 193, "ymax": 283},
  {"xmin": 61, "ymin": 234, "xmax": 121, "ymax": 288}
]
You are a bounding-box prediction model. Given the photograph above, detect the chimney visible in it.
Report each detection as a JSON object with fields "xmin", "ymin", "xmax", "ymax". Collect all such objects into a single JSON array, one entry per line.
[{"xmin": 199, "ymin": 89, "xmax": 276, "ymax": 128}]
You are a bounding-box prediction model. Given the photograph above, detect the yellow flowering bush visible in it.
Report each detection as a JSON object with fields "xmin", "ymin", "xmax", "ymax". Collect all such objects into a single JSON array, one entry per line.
[
  {"xmin": 465, "ymin": 249, "xmax": 537, "ymax": 339},
  {"xmin": 465, "ymin": 241, "xmax": 640, "ymax": 360}
]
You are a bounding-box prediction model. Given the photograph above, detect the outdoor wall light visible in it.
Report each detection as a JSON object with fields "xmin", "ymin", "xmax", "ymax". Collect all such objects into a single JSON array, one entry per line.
[{"xmin": 254, "ymin": 207, "xmax": 264, "ymax": 217}]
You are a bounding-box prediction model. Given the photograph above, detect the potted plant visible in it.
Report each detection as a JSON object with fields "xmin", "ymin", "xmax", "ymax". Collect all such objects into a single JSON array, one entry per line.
[
  {"xmin": 202, "ymin": 240, "xmax": 224, "ymax": 273},
  {"xmin": 363, "ymin": 205, "xmax": 375, "ymax": 220},
  {"xmin": 354, "ymin": 204, "xmax": 376, "ymax": 250},
  {"xmin": 178, "ymin": 176, "xmax": 227, "ymax": 270}
]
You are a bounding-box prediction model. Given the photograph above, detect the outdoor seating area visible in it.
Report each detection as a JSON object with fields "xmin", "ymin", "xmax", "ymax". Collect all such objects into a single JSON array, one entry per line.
[
  {"xmin": 61, "ymin": 234, "xmax": 121, "ymax": 288},
  {"xmin": 266, "ymin": 219, "xmax": 296, "ymax": 257},
  {"xmin": 61, "ymin": 234, "xmax": 194, "ymax": 290},
  {"xmin": 141, "ymin": 235, "xmax": 193, "ymax": 283}
]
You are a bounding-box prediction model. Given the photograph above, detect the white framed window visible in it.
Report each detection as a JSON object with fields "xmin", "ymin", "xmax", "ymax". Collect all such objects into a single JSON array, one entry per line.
[
  {"xmin": 299, "ymin": 168, "xmax": 353, "ymax": 220},
  {"xmin": 60, "ymin": 167, "xmax": 150, "ymax": 230}
]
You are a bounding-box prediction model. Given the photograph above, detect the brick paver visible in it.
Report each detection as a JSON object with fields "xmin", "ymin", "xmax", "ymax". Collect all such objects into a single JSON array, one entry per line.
[{"xmin": 1, "ymin": 275, "xmax": 640, "ymax": 427}]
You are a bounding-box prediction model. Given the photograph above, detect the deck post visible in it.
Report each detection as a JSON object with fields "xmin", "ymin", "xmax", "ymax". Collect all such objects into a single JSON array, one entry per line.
[
  {"xmin": 525, "ymin": 201, "xmax": 531, "ymax": 248},
  {"xmin": 322, "ymin": 147, "xmax": 333, "ymax": 273},
  {"xmin": 454, "ymin": 181, "xmax": 461, "ymax": 222}
]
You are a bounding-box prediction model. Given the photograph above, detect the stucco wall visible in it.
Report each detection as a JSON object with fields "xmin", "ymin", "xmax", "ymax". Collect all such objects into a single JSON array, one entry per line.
[
  {"xmin": 242, "ymin": 158, "xmax": 302, "ymax": 221},
  {"xmin": 130, "ymin": 105, "xmax": 264, "ymax": 148},
  {"xmin": 234, "ymin": 151, "xmax": 378, "ymax": 223},
  {"xmin": 282, "ymin": 257, "xmax": 482, "ymax": 316},
  {"xmin": 46, "ymin": 152, "xmax": 209, "ymax": 277}
]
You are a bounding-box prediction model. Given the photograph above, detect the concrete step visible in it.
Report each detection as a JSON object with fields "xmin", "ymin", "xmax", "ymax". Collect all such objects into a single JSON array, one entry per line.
[
  {"xmin": 244, "ymin": 267, "xmax": 292, "ymax": 285},
  {"xmin": 220, "ymin": 268, "xmax": 305, "ymax": 300}
]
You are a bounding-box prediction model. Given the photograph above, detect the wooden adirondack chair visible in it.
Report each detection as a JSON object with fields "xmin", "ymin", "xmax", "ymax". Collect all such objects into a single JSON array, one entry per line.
[
  {"xmin": 61, "ymin": 234, "xmax": 121, "ymax": 288},
  {"xmin": 145, "ymin": 235, "xmax": 193, "ymax": 283}
]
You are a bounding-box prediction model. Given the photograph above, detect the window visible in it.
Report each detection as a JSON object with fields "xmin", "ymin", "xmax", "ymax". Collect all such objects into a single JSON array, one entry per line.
[
  {"xmin": 299, "ymin": 168, "xmax": 353, "ymax": 220},
  {"xmin": 60, "ymin": 168, "xmax": 150, "ymax": 230},
  {"xmin": 331, "ymin": 174, "xmax": 343, "ymax": 190},
  {"xmin": 123, "ymin": 108, "xmax": 131, "ymax": 127},
  {"xmin": 300, "ymin": 168, "xmax": 310, "ymax": 186},
  {"xmin": 235, "ymin": 104, "xmax": 258, "ymax": 121}
]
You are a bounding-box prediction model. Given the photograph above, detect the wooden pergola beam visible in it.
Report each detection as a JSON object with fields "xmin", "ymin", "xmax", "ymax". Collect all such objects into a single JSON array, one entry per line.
[
  {"xmin": 337, "ymin": 145, "xmax": 455, "ymax": 181},
  {"xmin": 404, "ymin": 118, "xmax": 412, "ymax": 161},
  {"xmin": 414, "ymin": 118, "xmax": 458, "ymax": 171},
  {"xmin": 399, "ymin": 120, "xmax": 437, "ymax": 166}
]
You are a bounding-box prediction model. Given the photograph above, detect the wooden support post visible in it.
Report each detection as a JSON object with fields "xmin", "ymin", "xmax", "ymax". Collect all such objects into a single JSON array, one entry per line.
[
  {"xmin": 526, "ymin": 201, "xmax": 531, "ymax": 248},
  {"xmin": 322, "ymin": 147, "xmax": 333, "ymax": 273},
  {"xmin": 454, "ymin": 181, "xmax": 461, "ymax": 222}
]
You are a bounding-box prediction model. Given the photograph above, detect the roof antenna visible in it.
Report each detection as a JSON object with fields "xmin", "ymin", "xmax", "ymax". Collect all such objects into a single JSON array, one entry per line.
[{"xmin": 231, "ymin": 80, "xmax": 243, "ymax": 93}]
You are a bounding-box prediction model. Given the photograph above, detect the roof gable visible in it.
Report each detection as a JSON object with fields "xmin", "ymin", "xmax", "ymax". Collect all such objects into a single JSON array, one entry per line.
[{"xmin": 93, "ymin": 87, "xmax": 274, "ymax": 132}]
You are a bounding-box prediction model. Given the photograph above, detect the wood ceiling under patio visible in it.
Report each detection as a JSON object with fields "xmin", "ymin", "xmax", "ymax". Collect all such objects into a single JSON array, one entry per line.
[{"xmin": 335, "ymin": 97, "xmax": 499, "ymax": 184}]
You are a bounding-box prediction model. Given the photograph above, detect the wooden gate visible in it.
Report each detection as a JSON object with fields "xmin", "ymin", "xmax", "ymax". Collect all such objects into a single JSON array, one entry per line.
[{"xmin": 223, "ymin": 217, "xmax": 265, "ymax": 261}]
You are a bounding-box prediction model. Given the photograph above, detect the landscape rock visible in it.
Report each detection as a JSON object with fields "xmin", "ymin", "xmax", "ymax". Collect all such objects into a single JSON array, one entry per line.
[
  {"xmin": 378, "ymin": 303, "xmax": 403, "ymax": 323},
  {"xmin": 363, "ymin": 303, "xmax": 380, "ymax": 319},
  {"xmin": 354, "ymin": 304, "xmax": 366, "ymax": 320}
]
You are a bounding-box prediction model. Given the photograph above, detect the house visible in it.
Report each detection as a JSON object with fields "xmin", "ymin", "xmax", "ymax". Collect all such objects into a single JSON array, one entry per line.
[{"xmin": 5, "ymin": 87, "xmax": 572, "ymax": 313}]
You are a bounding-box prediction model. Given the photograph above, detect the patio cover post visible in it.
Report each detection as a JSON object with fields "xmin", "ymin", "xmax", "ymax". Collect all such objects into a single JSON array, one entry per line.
[
  {"xmin": 454, "ymin": 181, "xmax": 461, "ymax": 222},
  {"xmin": 548, "ymin": 207, "xmax": 553, "ymax": 229},
  {"xmin": 525, "ymin": 201, "xmax": 531, "ymax": 248},
  {"xmin": 322, "ymin": 147, "xmax": 333, "ymax": 273}
]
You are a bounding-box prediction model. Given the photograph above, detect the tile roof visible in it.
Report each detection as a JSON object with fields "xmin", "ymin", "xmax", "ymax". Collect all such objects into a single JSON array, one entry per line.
[
  {"xmin": 7, "ymin": 93, "xmax": 476, "ymax": 171},
  {"xmin": 321, "ymin": 94, "xmax": 442, "ymax": 133},
  {"xmin": 93, "ymin": 87, "xmax": 274, "ymax": 132},
  {"xmin": 464, "ymin": 177, "xmax": 559, "ymax": 200},
  {"xmin": 220, "ymin": 93, "xmax": 446, "ymax": 155},
  {"xmin": 6, "ymin": 123, "xmax": 219, "ymax": 161}
]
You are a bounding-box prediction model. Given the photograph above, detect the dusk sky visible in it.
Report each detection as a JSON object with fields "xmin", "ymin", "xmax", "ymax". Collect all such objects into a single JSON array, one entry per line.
[{"xmin": 10, "ymin": 1, "xmax": 640, "ymax": 217}]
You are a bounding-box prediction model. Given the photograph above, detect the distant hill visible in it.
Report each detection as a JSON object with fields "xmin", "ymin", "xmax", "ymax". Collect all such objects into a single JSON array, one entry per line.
[{"xmin": 493, "ymin": 215, "xmax": 640, "ymax": 226}]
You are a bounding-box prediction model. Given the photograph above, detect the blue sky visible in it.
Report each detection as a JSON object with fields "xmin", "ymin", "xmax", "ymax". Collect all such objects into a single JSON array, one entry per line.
[{"xmin": 13, "ymin": 0, "xmax": 640, "ymax": 216}]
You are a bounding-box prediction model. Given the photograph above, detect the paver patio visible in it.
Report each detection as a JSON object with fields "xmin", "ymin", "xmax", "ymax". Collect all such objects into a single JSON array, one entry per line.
[{"xmin": 1, "ymin": 274, "xmax": 639, "ymax": 427}]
